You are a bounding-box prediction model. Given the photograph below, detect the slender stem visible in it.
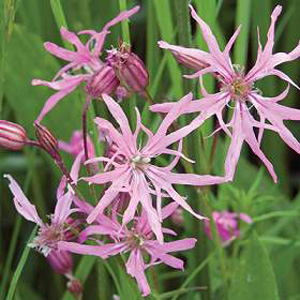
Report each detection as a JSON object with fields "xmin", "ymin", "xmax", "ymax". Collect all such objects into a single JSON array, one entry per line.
[
  {"xmin": 201, "ymin": 189, "xmax": 229, "ymax": 299},
  {"xmin": 82, "ymin": 97, "xmax": 92, "ymax": 161},
  {"xmin": 144, "ymin": 89, "xmax": 155, "ymax": 106},
  {"xmin": 118, "ymin": 0, "xmax": 131, "ymax": 43},
  {"xmin": 171, "ymin": 252, "xmax": 214, "ymax": 300},
  {"xmin": 208, "ymin": 131, "xmax": 219, "ymax": 173},
  {"xmin": 81, "ymin": 96, "xmax": 99, "ymax": 204},
  {"xmin": 6, "ymin": 226, "xmax": 37, "ymax": 300}
]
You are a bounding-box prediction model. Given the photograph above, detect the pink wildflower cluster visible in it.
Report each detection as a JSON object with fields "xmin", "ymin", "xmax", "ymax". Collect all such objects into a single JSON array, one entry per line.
[
  {"xmin": 205, "ymin": 211, "xmax": 253, "ymax": 246},
  {"xmin": 2, "ymin": 3, "xmax": 299, "ymax": 298}
]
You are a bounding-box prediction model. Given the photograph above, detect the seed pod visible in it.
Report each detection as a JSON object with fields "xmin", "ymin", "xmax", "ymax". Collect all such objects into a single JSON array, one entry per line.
[
  {"xmin": 107, "ymin": 43, "xmax": 149, "ymax": 93},
  {"xmin": 0, "ymin": 120, "xmax": 28, "ymax": 150},
  {"xmin": 85, "ymin": 65, "xmax": 120, "ymax": 98}
]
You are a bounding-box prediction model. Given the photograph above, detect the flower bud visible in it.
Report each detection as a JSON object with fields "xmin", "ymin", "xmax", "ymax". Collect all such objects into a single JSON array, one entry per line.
[
  {"xmin": 171, "ymin": 208, "xmax": 184, "ymax": 226},
  {"xmin": 85, "ymin": 65, "xmax": 120, "ymax": 98},
  {"xmin": 67, "ymin": 276, "xmax": 83, "ymax": 298},
  {"xmin": 171, "ymin": 50, "xmax": 209, "ymax": 71},
  {"xmin": 107, "ymin": 43, "xmax": 149, "ymax": 92},
  {"xmin": 0, "ymin": 120, "xmax": 28, "ymax": 150},
  {"xmin": 47, "ymin": 250, "xmax": 73, "ymax": 275},
  {"xmin": 104, "ymin": 142, "xmax": 126, "ymax": 164},
  {"xmin": 116, "ymin": 86, "xmax": 130, "ymax": 102},
  {"xmin": 34, "ymin": 122, "xmax": 59, "ymax": 158}
]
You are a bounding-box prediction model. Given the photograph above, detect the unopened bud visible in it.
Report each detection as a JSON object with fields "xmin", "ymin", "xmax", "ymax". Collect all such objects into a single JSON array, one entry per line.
[
  {"xmin": 115, "ymin": 86, "xmax": 130, "ymax": 102},
  {"xmin": 34, "ymin": 122, "xmax": 59, "ymax": 158},
  {"xmin": 47, "ymin": 250, "xmax": 73, "ymax": 275},
  {"xmin": 171, "ymin": 50, "xmax": 209, "ymax": 71},
  {"xmin": 171, "ymin": 208, "xmax": 184, "ymax": 226},
  {"xmin": 67, "ymin": 276, "xmax": 83, "ymax": 298},
  {"xmin": 107, "ymin": 43, "xmax": 149, "ymax": 93},
  {"xmin": 0, "ymin": 120, "xmax": 28, "ymax": 150},
  {"xmin": 104, "ymin": 142, "xmax": 126, "ymax": 164},
  {"xmin": 85, "ymin": 65, "xmax": 120, "ymax": 98}
]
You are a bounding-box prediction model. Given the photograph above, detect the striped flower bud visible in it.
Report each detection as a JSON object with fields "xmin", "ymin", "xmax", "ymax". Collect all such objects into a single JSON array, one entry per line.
[
  {"xmin": 107, "ymin": 43, "xmax": 149, "ymax": 93},
  {"xmin": 85, "ymin": 65, "xmax": 120, "ymax": 98},
  {"xmin": 0, "ymin": 120, "xmax": 28, "ymax": 150},
  {"xmin": 47, "ymin": 250, "xmax": 73, "ymax": 275},
  {"xmin": 34, "ymin": 122, "xmax": 59, "ymax": 159}
]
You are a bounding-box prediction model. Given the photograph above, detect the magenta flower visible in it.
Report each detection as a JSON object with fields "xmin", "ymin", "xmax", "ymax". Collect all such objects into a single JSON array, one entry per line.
[
  {"xmin": 83, "ymin": 93, "xmax": 226, "ymax": 242},
  {"xmin": 4, "ymin": 174, "xmax": 79, "ymax": 256},
  {"xmin": 59, "ymin": 130, "xmax": 95, "ymax": 161},
  {"xmin": 59, "ymin": 204, "xmax": 196, "ymax": 297},
  {"xmin": 32, "ymin": 6, "xmax": 139, "ymax": 122},
  {"xmin": 151, "ymin": 5, "xmax": 300, "ymax": 182},
  {"xmin": 205, "ymin": 211, "xmax": 253, "ymax": 245}
]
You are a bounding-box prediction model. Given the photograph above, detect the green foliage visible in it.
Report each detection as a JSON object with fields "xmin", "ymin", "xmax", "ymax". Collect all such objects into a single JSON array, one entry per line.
[{"xmin": 229, "ymin": 232, "xmax": 279, "ymax": 300}]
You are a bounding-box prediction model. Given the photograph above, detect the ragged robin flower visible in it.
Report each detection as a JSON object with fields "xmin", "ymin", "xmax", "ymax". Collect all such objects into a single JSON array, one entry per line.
[
  {"xmin": 82, "ymin": 93, "xmax": 226, "ymax": 243},
  {"xmin": 59, "ymin": 203, "xmax": 196, "ymax": 297},
  {"xmin": 32, "ymin": 6, "xmax": 139, "ymax": 122},
  {"xmin": 151, "ymin": 5, "xmax": 300, "ymax": 182}
]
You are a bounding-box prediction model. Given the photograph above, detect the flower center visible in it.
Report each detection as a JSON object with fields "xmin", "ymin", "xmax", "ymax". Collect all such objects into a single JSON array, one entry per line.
[
  {"xmin": 131, "ymin": 154, "xmax": 151, "ymax": 169},
  {"xmin": 220, "ymin": 65, "xmax": 252, "ymax": 102},
  {"xmin": 125, "ymin": 231, "xmax": 145, "ymax": 249},
  {"xmin": 29, "ymin": 224, "xmax": 65, "ymax": 256}
]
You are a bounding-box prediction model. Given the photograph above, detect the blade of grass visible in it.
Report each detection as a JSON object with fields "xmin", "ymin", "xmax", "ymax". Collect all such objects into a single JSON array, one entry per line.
[
  {"xmin": 233, "ymin": 0, "xmax": 251, "ymax": 65},
  {"xmin": 118, "ymin": 0, "xmax": 136, "ymax": 127},
  {"xmin": 0, "ymin": 149, "xmax": 37, "ymax": 298},
  {"xmin": 0, "ymin": 0, "xmax": 17, "ymax": 116},
  {"xmin": 171, "ymin": 252, "xmax": 214, "ymax": 300},
  {"xmin": 6, "ymin": 226, "xmax": 37, "ymax": 300},
  {"xmin": 153, "ymin": 0, "xmax": 183, "ymax": 98},
  {"xmin": 49, "ymin": 0, "xmax": 73, "ymax": 50},
  {"xmin": 146, "ymin": 1, "xmax": 159, "ymax": 83}
]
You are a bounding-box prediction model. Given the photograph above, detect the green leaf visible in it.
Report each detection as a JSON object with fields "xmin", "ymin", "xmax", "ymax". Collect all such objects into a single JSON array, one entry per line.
[{"xmin": 229, "ymin": 232, "xmax": 280, "ymax": 300}]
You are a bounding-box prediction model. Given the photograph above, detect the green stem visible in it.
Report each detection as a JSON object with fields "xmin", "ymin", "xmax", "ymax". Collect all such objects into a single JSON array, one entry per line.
[
  {"xmin": 171, "ymin": 252, "xmax": 214, "ymax": 300},
  {"xmin": 201, "ymin": 189, "xmax": 229, "ymax": 299},
  {"xmin": 118, "ymin": 0, "xmax": 136, "ymax": 128},
  {"xmin": 118, "ymin": 0, "xmax": 131, "ymax": 43},
  {"xmin": 49, "ymin": 0, "xmax": 73, "ymax": 50}
]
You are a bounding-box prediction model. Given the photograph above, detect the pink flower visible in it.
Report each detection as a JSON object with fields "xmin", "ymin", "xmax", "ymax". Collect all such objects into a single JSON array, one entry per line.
[
  {"xmin": 59, "ymin": 130, "xmax": 95, "ymax": 161},
  {"xmin": 32, "ymin": 6, "xmax": 139, "ymax": 122},
  {"xmin": 4, "ymin": 174, "xmax": 78, "ymax": 256},
  {"xmin": 205, "ymin": 211, "xmax": 252, "ymax": 245},
  {"xmin": 83, "ymin": 93, "xmax": 226, "ymax": 242},
  {"xmin": 59, "ymin": 203, "xmax": 196, "ymax": 297},
  {"xmin": 151, "ymin": 5, "xmax": 300, "ymax": 183}
]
